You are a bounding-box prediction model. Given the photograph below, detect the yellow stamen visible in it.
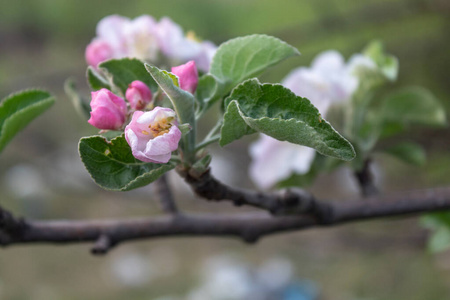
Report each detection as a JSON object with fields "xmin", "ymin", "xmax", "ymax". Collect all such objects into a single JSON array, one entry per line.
[{"xmin": 186, "ymin": 30, "xmax": 201, "ymax": 42}]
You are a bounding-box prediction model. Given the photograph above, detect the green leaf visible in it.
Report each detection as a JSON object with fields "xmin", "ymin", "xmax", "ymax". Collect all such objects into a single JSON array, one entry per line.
[
  {"xmin": 220, "ymin": 79, "xmax": 355, "ymax": 161},
  {"xmin": 363, "ymin": 40, "xmax": 398, "ymax": 81},
  {"xmin": 220, "ymin": 100, "xmax": 256, "ymax": 145},
  {"xmin": 195, "ymin": 74, "xmax": 219, "ymax": 111},
  {"xmin": 384, "ymin": 142, "xmax": 426, "ymax": 166},
  {"xmin": 64, "ymin": 79, "xmax": 91, "ymax": 120},
  {"xmin": 79, "ymin": 135, "xmax": 175, "ymax": 191},
  {"xmin": 99, "ymin": 58, "xmax": 158, "ymax": 95},
  {"xmin": 145, "ymin": 65, "xmax": 196, "ymax": 161},
  {"xmin": 145, "ymin": 65, "xmax": 195, "ymax": 126},
  {"xmin": 0, "ymin": 89, "xmax": 55, "ymax": 153},
  {"xmin": 380, "ymin": 87, "xmax": 447, "ymax": 135},
  {"xmin": 428, "ymin": 227, "xmax": 450, "ymax": 253},
  {"xmin": 210, "ymin": 34, "xmax": 300, "ymax": 98},
  {"xmin": 421, "ymin": 212, "xmax": 450, "ymax": 253},
  {"xmin": 87, "ymin": 66, "xmax": 111, "ymax": 91}
]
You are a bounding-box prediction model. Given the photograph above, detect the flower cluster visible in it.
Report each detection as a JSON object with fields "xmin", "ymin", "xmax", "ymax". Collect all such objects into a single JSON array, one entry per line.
[
  {"xmin": 87, "ymin": 61, "xmax": 199, "ymax": 163},
  {"xmin": 85, "ymin": 15, "xmax": 217, "ymax": 72},
  {"xmin": 249, "ymin": 50, "xmax": 375, "ymax": 189}
]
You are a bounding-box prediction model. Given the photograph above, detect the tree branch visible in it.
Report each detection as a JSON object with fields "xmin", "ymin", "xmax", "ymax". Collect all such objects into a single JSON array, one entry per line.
[
  {"xmin": 1, "ymin": 187, "xmax": 450, "ymax": 254},
  {"xmin": 178, "ymin": 169, "xmax": 317, "ymax": 214}
]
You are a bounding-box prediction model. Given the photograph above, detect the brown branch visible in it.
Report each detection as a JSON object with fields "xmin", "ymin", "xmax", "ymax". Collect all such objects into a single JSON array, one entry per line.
[
  {"xmin": 179, "ymin": 169, "xmax": 317, "ymax": 214},
  {"xmin": 153, "ymin": 174, "xmax": 178, "ymax": 214},
  {"xmin": 2, "ymin": 187, "xmax": 450, "ymax": 254}
]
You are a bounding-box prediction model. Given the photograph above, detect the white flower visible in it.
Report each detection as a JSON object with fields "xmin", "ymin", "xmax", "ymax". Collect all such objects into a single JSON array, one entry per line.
[
  {"xmin": 154, "ymin": 17, "xmax": 217, "ymax": 72},
  {"xmin": 249, "ymin": 135, "xmax": 316, "ymax": 189},
  {"xmin": 282, "ymin": 50, "xmax": 359, "ymax": 117}
]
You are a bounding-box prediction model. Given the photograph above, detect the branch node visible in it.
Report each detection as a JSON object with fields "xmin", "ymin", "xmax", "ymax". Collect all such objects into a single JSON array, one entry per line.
[
  {"xmin": 91, "ymin": 234, "xmax": 115, "ymax": 255},
  {"xmin": 241, "ymin": 230, "xmax": 260, "ymax": 244}
]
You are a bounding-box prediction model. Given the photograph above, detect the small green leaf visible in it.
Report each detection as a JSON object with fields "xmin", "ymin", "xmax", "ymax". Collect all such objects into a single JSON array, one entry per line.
[
  {"xmin": 0, "ymin": 89, "xmax": 55, "ymax": 153},
  {"xmin": 64, "ymin": 79, "xmax": 91, "ymax": 120},
  {"xmin": 195, "ymin": 74, "xmax": 219, "ymax": 111},
  {"xmin": 79, "ymin": 135, "xmax": 175, "ymax": 191},
  {"xmin": 380, "ymin": 87, "xmax": 447, "ymax": 135},
  {"xmin": 363, "ymin": 40, "xmax": 398, "ymax": 81},
  {"xmin": 220, "ymin": 79, "xmax": 355, "ymax": 161},
  {"xmin": 190, "ymin": 154, "xmax": 212, "ymax": 177},
  {"xmin": 220, "ymin": 100, "xmax": 256, "ymax": 145},
  {"xmin": 422, "ymin": 212, "xmax": 450, "ymax": 253},
  {"xmin": 100, "ymin": 58, "xmax": 158, "ymax": 94},
  {"xmin": 384, "ymin": 142, "xmax": 426, "ymax": 166},
  {"xmin": 145, "ymin": 65, "xmax": 195, "ymax": 125},
  {"xmin": 210, "ymin": 34, "xmax": 300, "ymax": 99},
  {"xmin": 87, "ymin": 66, "xmax": 111, "ymax": 91},
  {"xmin": 428, "ymin": 227, "xmax": 450, "ymax": 253}
]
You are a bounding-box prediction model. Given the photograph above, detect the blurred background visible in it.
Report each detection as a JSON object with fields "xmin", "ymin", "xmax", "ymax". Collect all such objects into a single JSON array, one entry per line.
[{"xmin": 1, "ymin": 0, "xmax": 450, "ymax": 299}]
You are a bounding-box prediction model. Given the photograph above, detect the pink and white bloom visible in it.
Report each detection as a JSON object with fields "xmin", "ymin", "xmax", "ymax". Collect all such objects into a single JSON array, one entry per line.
[
  {"xmin": 171, "ymin": 61, "xmax": 199, "ymax": 94},
  {"xmin": 249, "ymin": 50, "xmax": 364, "ymax": 189},
  {"xmin": 86, "ymin": 15, "xmax": 158, "ymax": 67},
  {"xmin": 85, "ymin": 39, "xmax": 115, "ymax": 68},
  {"xmin": 125, "ymin": 107, "xmax": 181, "ymax": 163},
  {"xmin": 154, "ymin": 17, "xmax": 217, "ymax": 72},
  {"xmin": 88, "ymin": 89, "xmax": 127, "ymax": 130},
  {"xmin": 86, "ymin": 15, "xmax": 217, "ymax": 72},
  {"xmin": 126, "ymin": 80, "xmax": 153, "ymax": 110}
]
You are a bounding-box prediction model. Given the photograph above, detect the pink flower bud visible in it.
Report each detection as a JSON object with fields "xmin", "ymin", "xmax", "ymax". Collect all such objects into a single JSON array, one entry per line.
[
  {"xmin": 171, "ymin": 60, "xmax": 198, "ymax": 94},
  {"xmin": 88, "ymin": 89, "xmax": 128, "ymax": 130},
  {"xmin": 125, "ymin": 80, "xmax": 153, "ymax": 110},
  {"xmin": 125, "ymin": 107, "xmax": 181, "ymax": 163},
  {"xmin": 85, "ymin": 39, "xmax": 114, "ymax": 68}
]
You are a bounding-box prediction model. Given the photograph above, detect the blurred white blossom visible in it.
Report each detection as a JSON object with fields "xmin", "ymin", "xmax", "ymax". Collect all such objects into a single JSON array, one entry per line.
[
  {"xmin": 86, "ymin": 15, "xmax": 217, "ymax": 72},
  {"xmin": 109, "ymin": 251, "xmax": 154, "ymax": 287}
]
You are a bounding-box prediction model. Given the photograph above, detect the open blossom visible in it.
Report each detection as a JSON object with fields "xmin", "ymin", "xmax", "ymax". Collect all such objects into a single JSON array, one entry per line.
[
  {"xmin": 171, "ymin": 61, "xmax": 198, "ymax": 94},
  {"xmin": 282, "ymin": 50, "xmax": 359, "ymax": 117},
  {"xmin": 125, "ymin": 107, "xmax": 181, "ymax": 163},
  {"xmin": 249, "ymin": 50, "xmax": 367, "ymax": 189},
  {"xmin": 86, "ymin": 15, "xmax": 217, "ymax": 72},
  {"xmin": 86, "ymin": 15, "xmax": 158, "ymax": 66},
  {"xmin": 126, "ymin": 80, "xmax": 153, "ymax": 110},
  {"xmin": 249, "ymin": 135, "xmax": 316, "ymax": 189},
  {"xmin": 88, "ymin": 89, "xmax": 127, "ymax": 130},
  {"xmin": 155, "ymin": 17, "xmax": 217, "ymax": 72}
]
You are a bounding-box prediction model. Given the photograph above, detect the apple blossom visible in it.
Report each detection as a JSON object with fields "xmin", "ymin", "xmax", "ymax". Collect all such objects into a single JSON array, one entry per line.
[
  {"xmin": 125, "ymin": 107, "xmax": 181, "ymax": 163},
  {"xmin": 86, "ymin": 15, "xmax": 217, "ymax": 72},
  {"xmin": 126, "ymin": 80, "xmax": 153, "ymax": 110},
  {"xmin": 85, "ymin": 39, "xmax": 114, "ymax": 68},
  {"xmin": 171, "ymin": 61, "xmax": 198, "ymax": 94},
  {"xmin": 249, "ymin": 134, "xmax": 316, "ymax": 189},
  {"xmin": 88, "ymin": 89, "xmax": 128, "ymax": 130},
  {"xmin": 154, "ymin": 17, "xmax": 217, "ymax": 72}
]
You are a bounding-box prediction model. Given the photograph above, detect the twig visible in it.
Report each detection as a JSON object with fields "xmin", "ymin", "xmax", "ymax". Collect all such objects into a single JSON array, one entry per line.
[
  {"xmin": 153, "ymin": 174, "xmax": 178, "ymax": 214},
  {"xmin": 179, "ymin": 169, "xmax": 317, "ymax": 214},
  {"xmin": 354, "ymin": 159, "xmax": 379, "ymax": 197}
]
